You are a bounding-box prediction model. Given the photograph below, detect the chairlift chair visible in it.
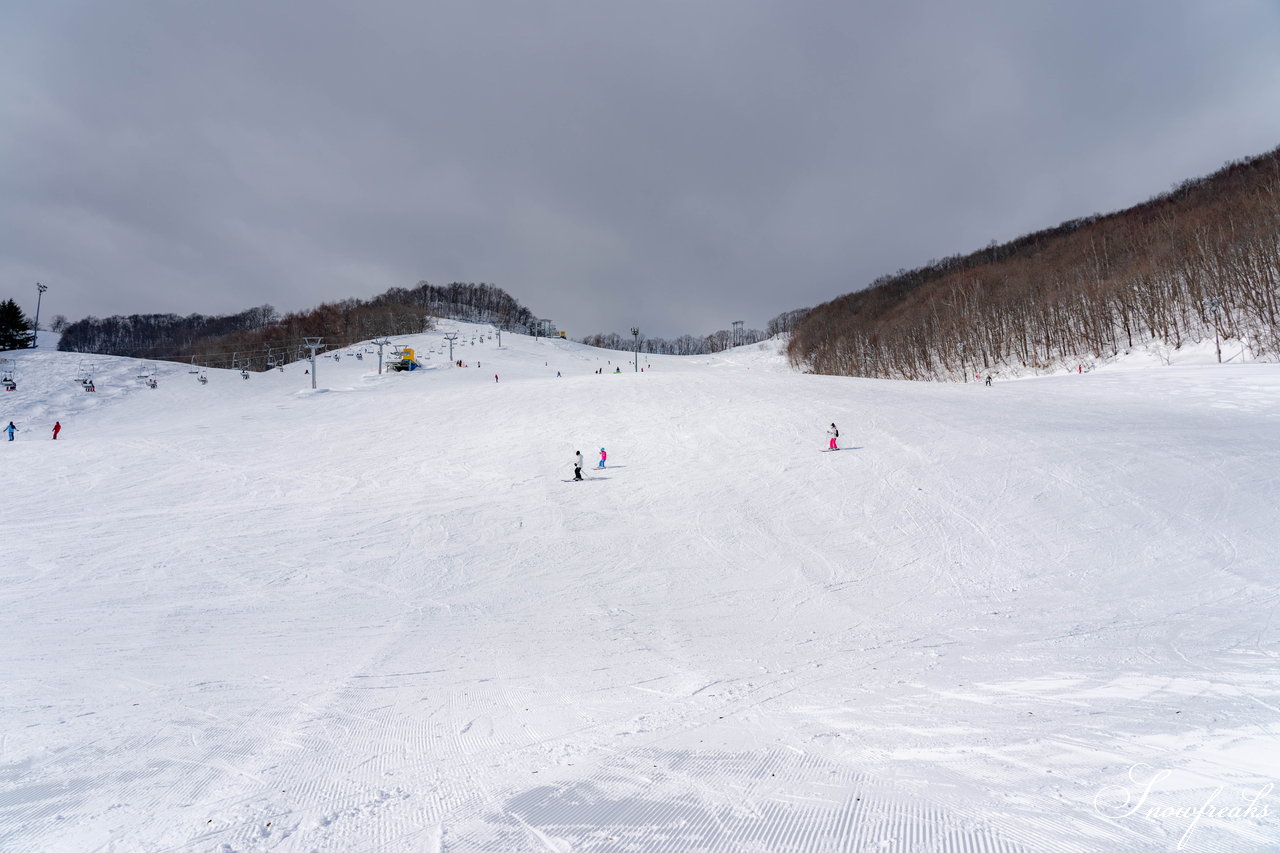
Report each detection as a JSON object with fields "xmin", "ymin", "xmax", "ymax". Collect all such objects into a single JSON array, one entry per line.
[{"xmin": 1, "ymin": 361, "xmax": 15, "ymax": 392}]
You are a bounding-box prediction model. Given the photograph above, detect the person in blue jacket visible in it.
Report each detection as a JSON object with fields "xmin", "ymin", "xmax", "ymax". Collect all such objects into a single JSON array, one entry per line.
[{"xmin": 5, "ymin": 421, "xmax": 17, "ymax": 441}]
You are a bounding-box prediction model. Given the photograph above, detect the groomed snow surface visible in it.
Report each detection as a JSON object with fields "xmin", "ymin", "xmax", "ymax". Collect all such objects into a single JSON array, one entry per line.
[{"xmin": 4, "ymin": 324, "xmax": 1279, "ymax": 852}]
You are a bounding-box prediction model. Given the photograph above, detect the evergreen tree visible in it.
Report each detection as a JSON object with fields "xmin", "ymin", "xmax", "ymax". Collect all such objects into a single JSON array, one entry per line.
[{"xmin": 0, "ymin": 299, "xmax": 35, "ymax": 350}]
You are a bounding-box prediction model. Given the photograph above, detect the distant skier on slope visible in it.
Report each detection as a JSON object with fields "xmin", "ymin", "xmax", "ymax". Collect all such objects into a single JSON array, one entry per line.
[
  {"xmin": 598, "ymin": 447, "xmax": 607, "ymax": 469},
  {"xmin": 572, "ymin": 450, "xmax": 584, "ymax": 481},
  {"xmin": 827, "ymin": 423, "xmax": 838, "ymax": 451},
  {"xmin": 52, "ymin": 421, "xmax": 61, "ymax": 440},
  {"xmin": 5, "ymin": 421, "xmax": 17, "ymax": 441}
]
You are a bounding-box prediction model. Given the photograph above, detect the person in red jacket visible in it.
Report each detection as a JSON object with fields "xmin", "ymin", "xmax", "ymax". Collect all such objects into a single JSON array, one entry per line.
[{"xmin": 52, "ymin": 421, "xmax": 61, "ymax": 440}]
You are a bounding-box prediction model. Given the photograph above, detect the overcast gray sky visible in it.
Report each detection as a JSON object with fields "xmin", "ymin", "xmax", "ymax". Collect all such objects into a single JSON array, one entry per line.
[{"xmin": 3, "ymin": 0, "xmax": 1279, "ymax": 338}]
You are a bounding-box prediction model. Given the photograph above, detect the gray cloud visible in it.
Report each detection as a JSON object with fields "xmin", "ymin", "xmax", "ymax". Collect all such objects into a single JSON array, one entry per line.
[{"xmin": 3, "ymin": 0, "xmax": 1279, "ymax": 337}]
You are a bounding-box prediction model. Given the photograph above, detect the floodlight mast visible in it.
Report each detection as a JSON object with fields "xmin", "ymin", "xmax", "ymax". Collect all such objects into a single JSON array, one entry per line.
[
  {"xmin": 372, "ymin": 338, "xmax": 393, "ymax": 374},
  {"xmin": 33, "ymin": 283, "xmax": 47, "ymax": 348},
  {"xmin": 631, "ymin": 327, "xmax": 640, "ymax": 372},
  {"xmin": 303, "ymin": 337, "xmax": 325, "ymax": 389}
]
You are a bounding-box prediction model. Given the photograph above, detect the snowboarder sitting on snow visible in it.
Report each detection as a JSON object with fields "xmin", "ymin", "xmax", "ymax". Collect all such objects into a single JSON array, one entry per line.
[
  {"xmin": 573, "ymin": 450, "xmax": 584, "ymax": 481},
  {"xmin": 5, "ymin": 421, "xmax": 17, "ymax": 441},
  {"xmin": 827, "ymin": 423, "xmax": 838, "ymax": 451}
]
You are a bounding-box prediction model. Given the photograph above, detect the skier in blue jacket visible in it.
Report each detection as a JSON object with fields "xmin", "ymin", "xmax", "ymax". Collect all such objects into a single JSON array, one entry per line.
[{"xmin": 5, "ymin": 421, "xmax": 17, "ymax": 441}]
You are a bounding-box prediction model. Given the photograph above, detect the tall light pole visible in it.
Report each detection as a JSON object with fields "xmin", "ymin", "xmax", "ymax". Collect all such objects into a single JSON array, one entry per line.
[
  {"xmin": 303, "ymin": 337, "xmax": 324, "ymax": 389},
  {"xmin": 444, "ymin": 332, "xmax": 458, "ymax": 363},
  {"xmin": 33, "ymin": 283, "xmax": 47, "ymax": 348},
  {"xmin": 631, "ymin": 327, "xmax": 640, "ymax": 372}
]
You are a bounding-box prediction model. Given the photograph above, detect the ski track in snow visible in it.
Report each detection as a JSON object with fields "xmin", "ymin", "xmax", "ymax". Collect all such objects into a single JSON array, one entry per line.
[{"xmin": 2, "ymin": 328, "xmax": 1279, "ymax": 851}]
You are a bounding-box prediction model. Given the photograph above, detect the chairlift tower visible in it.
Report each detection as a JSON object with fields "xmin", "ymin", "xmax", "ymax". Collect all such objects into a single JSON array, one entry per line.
[
  {"xmin": 732, "ymin": 320, "xmax": 744, "ymax": 348},
  {"xmin": 303, "ymin": 337, "xmax": 325, "ymax": 389},
  {"xmin": 631, "ymin": 327, "xmax": 640, "ymax": 372},
  {"xmin": 444, "ymin": 332, "xmax": 458, "ymax": 363},
  {"xmin": 372, "ymin": 338, "xmax": 393, "ymax": 375}
]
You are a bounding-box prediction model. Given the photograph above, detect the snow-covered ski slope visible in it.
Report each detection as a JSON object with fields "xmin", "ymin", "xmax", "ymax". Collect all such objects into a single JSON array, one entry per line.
[{"xmin": 4, "ymin": 323, "xmax": 1279, "ymax": 852}]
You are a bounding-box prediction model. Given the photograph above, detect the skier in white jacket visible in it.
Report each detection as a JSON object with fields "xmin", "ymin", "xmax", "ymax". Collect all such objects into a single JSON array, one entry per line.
[
  {"xmin": 572, "ymin": 451, "xmax": 584, "ymax": 481},
  {"xmin": 827, "ymin": 423, "xmax": 838, "ymax": 451}
]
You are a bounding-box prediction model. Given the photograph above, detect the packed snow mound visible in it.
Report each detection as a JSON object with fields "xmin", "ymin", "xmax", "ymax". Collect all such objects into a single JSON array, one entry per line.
[{"xmin": 4, "ymin": 323, "xmax": 1279, "ymax": 851}]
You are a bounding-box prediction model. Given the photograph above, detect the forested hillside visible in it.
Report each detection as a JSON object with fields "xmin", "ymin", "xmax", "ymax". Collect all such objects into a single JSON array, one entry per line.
[
  {"xmin": 788, "ymin": 146, "xmax": 1280, "ymax": 380},
  {"xmin": 579, "ymin": 307, "xmax": 808, "ymax": 356},
  {"xmin": 58, "ymin": 282, "xmax": 535, "ymax": 370}
]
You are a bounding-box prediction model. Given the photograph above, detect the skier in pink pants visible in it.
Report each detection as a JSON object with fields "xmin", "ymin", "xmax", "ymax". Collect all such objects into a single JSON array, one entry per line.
[{"xmin": 827, "ymin": 423, "xmax": 838, "ymax": 450}]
